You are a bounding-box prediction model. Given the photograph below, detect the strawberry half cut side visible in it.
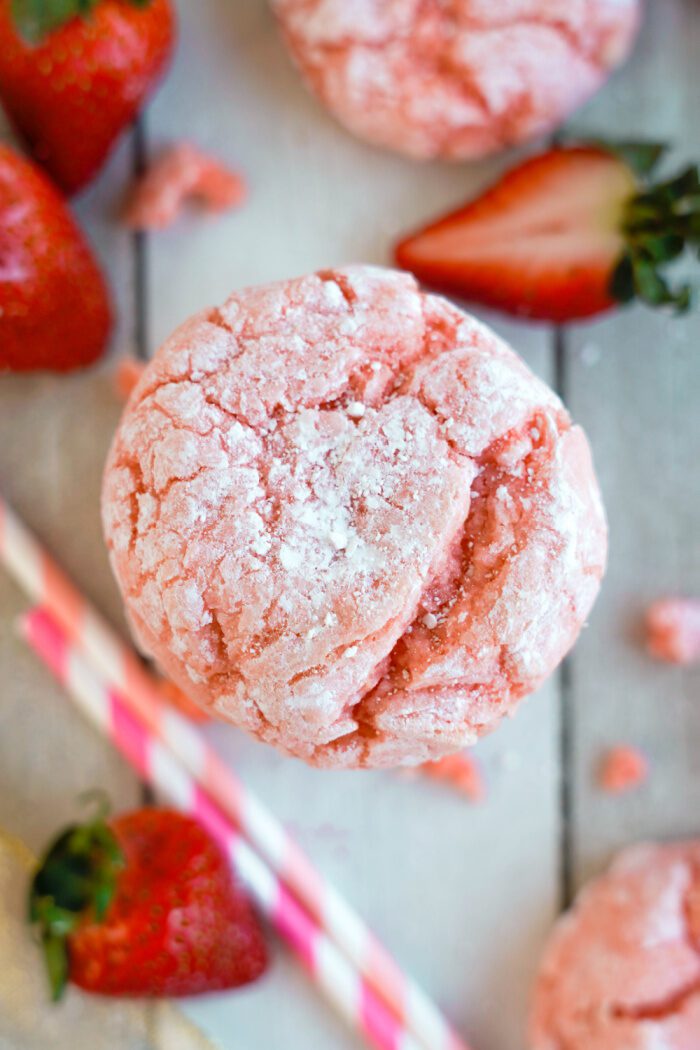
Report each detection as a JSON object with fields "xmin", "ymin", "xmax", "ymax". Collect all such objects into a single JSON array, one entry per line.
[{"xmin": 395, "ymin": 141, "xmax": 700, "ymax": 324}]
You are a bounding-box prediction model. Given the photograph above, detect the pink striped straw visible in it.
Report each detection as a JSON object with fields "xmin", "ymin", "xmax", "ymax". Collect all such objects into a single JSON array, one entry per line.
[
  {"xmin": 20, "ymin": 606, "xmax": 423, "ymax": 1050},
  {"xmin": 0, "ymin": 495, "xmax": 470, "ymax": 1050}
]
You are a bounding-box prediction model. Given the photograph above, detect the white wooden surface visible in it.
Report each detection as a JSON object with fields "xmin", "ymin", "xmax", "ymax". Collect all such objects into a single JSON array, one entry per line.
[
  {"xmin": 561, "ymin": 0, "xmax": 700, "ymax": 891},
  {"xmin": 0, "ymin": 1, "xmax": 698, "ymax": 1048}
]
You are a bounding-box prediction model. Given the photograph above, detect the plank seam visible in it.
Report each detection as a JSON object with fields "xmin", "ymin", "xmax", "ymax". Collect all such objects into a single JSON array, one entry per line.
[
  {"xmin": 131, "ymin": 117, "xmax": 155, "ymax": 811},
  {"xmin": 132, "ymin": 118, "xmax": 150, "ymax": 363},
  {"xmin": 554, "ymin": 326, "xmax": 575, "ymax": 910}
]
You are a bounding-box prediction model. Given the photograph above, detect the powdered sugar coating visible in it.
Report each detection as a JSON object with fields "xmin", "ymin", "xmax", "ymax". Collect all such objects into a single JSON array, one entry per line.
[
  {"xmin": 272, "ymin": 0, "xmax": 640, "ymax": 160},
  {"xmin": 530, "ymin": 842, "xmax": 700, "ymax": 1049},
  {"xmin": 103, "ymin": 266, "xmax": 606, "ymax": 768}
]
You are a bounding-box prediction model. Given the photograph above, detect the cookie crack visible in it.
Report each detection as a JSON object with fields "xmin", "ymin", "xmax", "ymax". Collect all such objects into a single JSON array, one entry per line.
[
  {"xmin": 609, "ymin": 864, "xmax": 700, "ymax": 1024},
  {"xmin": 105, "ymin": 272, "xmax": 603, "ymax": 764},
  {"xmin": 450, "ymin": 13, "xmax": 610, "ymax": 69},
  {"xmin": 611, "ymin": 979, "xmax": 700, "ymax": 1022},
  {"xmin": 342, "ymin": 393, "xmax": 582, "ymax": 749}
]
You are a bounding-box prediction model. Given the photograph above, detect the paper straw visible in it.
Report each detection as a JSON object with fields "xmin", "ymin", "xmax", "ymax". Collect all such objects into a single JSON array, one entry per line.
[
  {"xmin": 0, "ymin": 494, "xmax": 469, "ymax": 1050},
  {"xmin": 21, "ymin": 606, "xmax": 425, "ymax": 1050}
]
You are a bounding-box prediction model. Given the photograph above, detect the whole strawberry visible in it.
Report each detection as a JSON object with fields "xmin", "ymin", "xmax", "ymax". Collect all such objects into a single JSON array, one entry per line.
[
  {"xmin": 396, "ymin": 142, "xmax": 700, "ymax": 324},
  {"xmin": 0, "ymin": 0, "xmax": 176, "ymax": 195},
  {"xmin": 29, "ymin": 804, "xmax": 268, "ymax": 999},
  {"xmin": 0, "ymin": 144, "xmax": 112, "ymax": 371}
]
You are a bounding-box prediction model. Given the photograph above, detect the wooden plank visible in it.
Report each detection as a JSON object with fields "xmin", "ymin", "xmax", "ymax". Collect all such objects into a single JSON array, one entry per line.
[
  {"xmin": 145, "ymin": 3, "xmax": 560, "ymax": 1047},
  {"xmin": 561, "ymin": 0, "xmax": 700, "ymax": 892},
  {"xmin": 0, "ymin": 121, "xmax": 142, "ymax": 845},
  {"xmin": 0, "ymin": 103, "xmax": 164, "ymax": 1046}
]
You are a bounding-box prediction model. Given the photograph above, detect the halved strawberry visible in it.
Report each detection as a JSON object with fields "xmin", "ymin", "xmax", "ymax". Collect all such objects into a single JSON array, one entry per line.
[
  {"xmin": 29, "ymin": 801, "xmax": 267, "ymax": 1000},
  {"xmin": 395, "ymin": 143, "xmax": 700, "ymax": 323}
]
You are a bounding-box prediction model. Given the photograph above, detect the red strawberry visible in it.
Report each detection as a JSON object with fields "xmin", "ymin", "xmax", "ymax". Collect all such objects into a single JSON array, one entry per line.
[
  {"xmin": 395, "ymin": 143, "xmax": 700, "ymax": 323},
  {"xmin": 0, "ymin": 144, "xmax": 112, "ymax": 371},
  {"xmin": 0, "ymin": 0, "xmax": 176, "ymax": 195},
  {"xmin": 29, "ymin": 804, "xmax": 268, "ymax": 999}
]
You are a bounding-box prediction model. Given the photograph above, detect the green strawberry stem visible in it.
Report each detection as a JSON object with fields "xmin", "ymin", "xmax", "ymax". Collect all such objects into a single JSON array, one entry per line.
[
  {"xmin": 597, "ymin": 140, "xmax": 700, "ymax": 313},
  {"xmin": 28, "ymin": 795, "xmax": 124, "ymax": 1001},
  {"xmin": 12, "ymin": 0, "xmax": 153, "ymax": 44}
]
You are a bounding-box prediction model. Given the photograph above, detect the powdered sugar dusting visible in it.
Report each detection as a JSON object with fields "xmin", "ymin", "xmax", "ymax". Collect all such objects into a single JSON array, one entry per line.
[
  {"xmin": 103, "ymin": 265, "xmax": 607, "ymax": 769},
  {"xmin": 530, "ymin": 842, "xmax": 700, "ymax": 1049},
  {"xmin": 272, "ymin": 0, "xmax": 640, "ymax": 160}
]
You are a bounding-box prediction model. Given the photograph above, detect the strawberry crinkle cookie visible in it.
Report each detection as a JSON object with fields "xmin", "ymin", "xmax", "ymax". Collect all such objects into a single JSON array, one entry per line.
[
  {"xmin": 271, "ymin": 0, "xmax": 641, "ymax": 160},
  {"xmin": 102, "ymin": 266, "xmax": 606, "ymax": 768},
  {"xmin": 530, "ymin": 842, "xmax": 700, "ymax": 1050}
]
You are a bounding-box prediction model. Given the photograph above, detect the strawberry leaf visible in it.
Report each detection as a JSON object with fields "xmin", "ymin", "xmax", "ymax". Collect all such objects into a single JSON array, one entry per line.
[
  {"xmin": 638, "ymin": 234, "xmax": 685, "ymax": 264},
  {"xmin": 596, "ymin": 139, "xmax": 669, "ymax": 178},
  {"xmin": 28, "ymin": 797, "xmax": 124, "ymax": 1001},
  {"xmin": 610, "ymin": 255, "xmax": 636, "ymax": 304},
  {"xmin": 609, "ymin": 151, "xmax": 700, "ymax": 313},
  {"xmin": 11, "ymin": 0, "xmax": 153, "ymax": 43},
  {"xmin": 43, "ymin": 933, "xmax": 70, "ymax": 1002}
]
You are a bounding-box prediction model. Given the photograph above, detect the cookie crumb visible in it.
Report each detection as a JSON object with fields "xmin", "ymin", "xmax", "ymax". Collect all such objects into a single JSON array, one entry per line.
[
  {"xmin": 419, "ymin": 753, "xmax": 486, "ymax": 803},
  {"xmin": 124, "ymin": 142, "xmax": 246, "ymax": 231},
  {"xmin": 599, "ymin": 746, "xmax": 649, "ymax": 795},
  {"xmin": 645, "ymin": 597, "xmax": 700, "ymax": 665}
]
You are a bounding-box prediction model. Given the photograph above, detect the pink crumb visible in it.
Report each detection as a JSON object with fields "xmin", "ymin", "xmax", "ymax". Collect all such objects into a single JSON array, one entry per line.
[
  {"xmin": 645, "ymin": 597, "xmax": 700, "ymax": 666},
  {"xmin": 114, "ymin": 358, "xmax": 146, "ymax": 401},
  {"xmin": 419, "ymin": 753, "xmax": 486, "ymax": 803},
  {"xmin": 599, "ymin": 746, "xmax": 649, "ymax": 795},
  {"xmin": 124, "ymin": 142, "xmax": 247, "ymax": 231}
]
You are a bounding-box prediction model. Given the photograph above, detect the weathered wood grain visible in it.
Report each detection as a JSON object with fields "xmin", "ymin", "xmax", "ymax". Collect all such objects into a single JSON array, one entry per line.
[
  {"xmin": 2, "ymin": 1, "xmax": 697, "ymax": 1048},
  {"xmin": 561, "ymin": 0, "xmax": 700, "ymax": 891},
  {"xmin": 0, "ymin": 123, "xmax": 142, "ymax": 860},
  {"xmin": 0, "ymin": 105, "xmax": 161, "ymax": 1049}
]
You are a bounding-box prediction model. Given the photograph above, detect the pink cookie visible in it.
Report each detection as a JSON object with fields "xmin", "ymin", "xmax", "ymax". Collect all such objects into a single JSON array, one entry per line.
[
  {"xmin": 530, "ymin": 842, "xmax": 700, "ymax": 1050},
  {"xmin": 272, "ymin": 0, "xmax": 640, "ymax": 161},
  {"xmin": 102, "ymin": 266, "xmax": 606, "ymax": 768}
]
